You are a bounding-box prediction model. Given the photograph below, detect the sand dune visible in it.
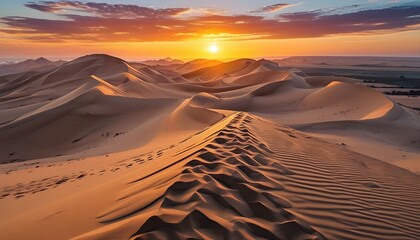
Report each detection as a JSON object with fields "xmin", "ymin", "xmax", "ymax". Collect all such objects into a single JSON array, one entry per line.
[
  {"xmin": 0, "ymin": 54, "xmax": 419, "ymax": 240},
  {"xmin": 174, "ymin": 59, "xmax": 223, "ymax": 74},
  {"xmin": 299, "ymin": 81, "xmax": 394, "ymax": 120},
  {"xmin": 0, "ymin": 57, "xmax": 66, "ymax": 76}
]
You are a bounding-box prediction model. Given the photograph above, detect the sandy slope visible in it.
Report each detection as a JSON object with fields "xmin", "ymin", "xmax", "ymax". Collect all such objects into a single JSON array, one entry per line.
[
  {"xmin": 0, "ymin": 57, "xmax": 66, "ymax": 76},
  {"xmin": 0, "ymin": 54, "xmax": 419, "ymax": 240}
]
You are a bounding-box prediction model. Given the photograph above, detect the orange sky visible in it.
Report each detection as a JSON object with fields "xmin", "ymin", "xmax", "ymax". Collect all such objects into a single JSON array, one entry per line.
[
  {"xmin": 2, "ymin": 30, "xmax": 419, "ymax": 61},
  {"xmin": 1, "ymin": 1, "xmax": 419, "ymax": 60}
]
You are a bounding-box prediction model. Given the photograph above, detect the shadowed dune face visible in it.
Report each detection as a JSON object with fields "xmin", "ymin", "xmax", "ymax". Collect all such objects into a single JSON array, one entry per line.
[{"xmin": 0, "ymin": 54, "xmax": 419, "ymax": 240}]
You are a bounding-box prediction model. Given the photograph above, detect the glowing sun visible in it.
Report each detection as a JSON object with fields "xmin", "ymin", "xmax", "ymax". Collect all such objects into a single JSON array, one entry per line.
[{"xmin": 208, "ymin": 44, "xmax": 219, "ymax": 53}]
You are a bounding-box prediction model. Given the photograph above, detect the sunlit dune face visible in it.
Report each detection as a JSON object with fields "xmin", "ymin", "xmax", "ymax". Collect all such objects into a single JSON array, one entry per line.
[{"xmin": 208, "ymin": 44, "xmax": 219, "ymax": 53}]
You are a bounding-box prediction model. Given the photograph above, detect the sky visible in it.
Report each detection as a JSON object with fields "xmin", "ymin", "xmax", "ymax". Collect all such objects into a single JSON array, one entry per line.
[{"xmin": 0, "ymin": 0, "xmax": 419, "ymax": 60}]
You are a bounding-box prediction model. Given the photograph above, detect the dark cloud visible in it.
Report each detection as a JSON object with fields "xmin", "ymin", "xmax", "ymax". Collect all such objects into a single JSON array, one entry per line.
[
  {"xmin": 1, "ymin": 2, "xmax": 419, "ymax": 42},
  {"xmin": 25, "ymin": 1, "xmax": 191, "ymax": 18},
  {"xmin": 25, "ymin": 2, "xmax": 58, "ymax": 12},
  {"xmin": 252, "ymin": 3, "xmax": 298, "ymax": 13}
]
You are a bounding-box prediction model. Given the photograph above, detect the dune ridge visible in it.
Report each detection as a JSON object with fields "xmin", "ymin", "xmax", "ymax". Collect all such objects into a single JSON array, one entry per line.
[{"xmin": 69, "ymin": 112, "xmax": 420, "ymax": 240}]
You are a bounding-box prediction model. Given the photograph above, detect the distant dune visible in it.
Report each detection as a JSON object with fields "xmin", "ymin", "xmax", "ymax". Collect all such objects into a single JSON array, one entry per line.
[
  {"xmin": 0, "ymin": 57, "xmax": 66, "ymax": 76},
  {"xmin": 138, "ymin": 57, "xmax": 184, "ymax": 67},
  {"xmin": 0, "ymin": 54, "xmax": 419, "ymax": 240},
  {"xmin": 276, "ymin": 56, "xmax": 420, "ymax": 68}
]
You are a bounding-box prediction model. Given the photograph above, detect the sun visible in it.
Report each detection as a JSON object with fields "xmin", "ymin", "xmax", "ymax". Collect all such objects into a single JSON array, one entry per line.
[{"xmin": 208, "ymin": 44, "xmax": 219, "ymax": 53}]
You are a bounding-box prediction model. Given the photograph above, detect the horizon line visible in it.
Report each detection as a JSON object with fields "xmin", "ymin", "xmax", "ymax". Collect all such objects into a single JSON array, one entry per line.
[{"xmin": 2, "ymin": 54, "xmax": 420, "ymax": 62}]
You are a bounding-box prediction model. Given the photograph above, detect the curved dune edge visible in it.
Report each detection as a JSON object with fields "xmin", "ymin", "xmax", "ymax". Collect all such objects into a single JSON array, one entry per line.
[{"xmin": 299, "ymin": 81, "xmax": 394, "ymax": 120}]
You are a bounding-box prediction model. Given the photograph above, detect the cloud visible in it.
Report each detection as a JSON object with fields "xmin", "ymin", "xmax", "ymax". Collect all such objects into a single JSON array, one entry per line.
[
  {"xmin": 25, "ymin": 2, "xmax": 59, "ymax": 12},
  {"xmin": 252, "ymin": 3, "xmax": 302, "ymax": 13},
  {"xmin": 25, "ymin": 1, "xmax": 191, "ymax": 18},
  {"xmin": 1, "ymin": 2, "xmax": 419, "ymax": 42}
]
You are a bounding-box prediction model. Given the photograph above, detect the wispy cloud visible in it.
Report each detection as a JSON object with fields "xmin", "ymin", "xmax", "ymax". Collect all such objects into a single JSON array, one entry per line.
[{"xmin": 252, "ymin": 3, "xmax": 302, "ymax": 13}]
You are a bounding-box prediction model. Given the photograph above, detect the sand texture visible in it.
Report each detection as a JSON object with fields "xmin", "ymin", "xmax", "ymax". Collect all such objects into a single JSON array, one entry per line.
[{"xmin": 1, "ymin": 54, "xmax": 419, "ymax": 240}]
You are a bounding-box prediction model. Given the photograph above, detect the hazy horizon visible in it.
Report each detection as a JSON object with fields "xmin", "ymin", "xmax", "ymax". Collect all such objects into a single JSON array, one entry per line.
[{"xmin": 2, "ymin": 54, "xmax": 420, "ymax": 63}]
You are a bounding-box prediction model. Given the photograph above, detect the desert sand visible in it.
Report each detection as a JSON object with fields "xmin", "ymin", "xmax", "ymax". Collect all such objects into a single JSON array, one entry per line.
[{"xmin": 0, "ymin": 54, "xmax": 419, "ymax": 240}]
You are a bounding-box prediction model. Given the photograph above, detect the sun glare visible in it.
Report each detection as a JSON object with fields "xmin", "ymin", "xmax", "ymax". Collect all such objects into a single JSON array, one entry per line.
[{"xmin": 208, "ymin": 44, "xmax": 219, "ymax": 53}]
